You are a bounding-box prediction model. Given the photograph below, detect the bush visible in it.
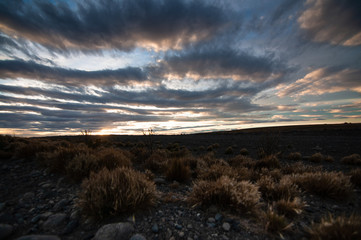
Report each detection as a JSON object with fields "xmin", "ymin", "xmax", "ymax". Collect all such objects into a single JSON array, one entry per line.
[
  {"xmin": 309, "ymin": 153, "xmax": 324, "ymax": 163},
  {"xmin": 144, "ymin": 149, "xmax": 169, "ymax": 173},
  {"xmin": 165, "ymin": 158, "xmax": 191, "ymax": 183},
  {"xmin": 274, "ymin": 197, "xmax": 305, "ymax": 218},
  {"xmin": 281, "ymin": 162, "xmax": 322, "ymax": 175},
  {"xmin": 265, "ymin": 208, "xmax": 292, "ymax": 236},
  {"xmin": 96, "ymin": 148, "xmax": 132, "ymax": 170},
  {"xmin": 225, "ymin": 146, "xmax": 234, "ymax": 155},
  {"xmin": 188, "ymin": 176, "xmax": 260, "ymax": 213},
  {"xmin": 240, "ymin": 148, "xmax": 249, "ymax": 156},
  {"xmin": 292, "ymin": 171, "xmax": 353, "ymax": 201},
  {"xmin": 341, "ymin": 154, "xmax": 361, "ymax": 165},
  {"xmin": 66, "ymin": 152, "xmax": 99, "ymax": 182},
  {"xmin": 308, "ymin": 214, "xmax": 361, "ymax": 240},
  {"xmin": 349, "ymin": 168, "xmax": 361, "ymax": 188},
  {"xmin": 78, "ymin": 167, "xmax": 157, "ymax": 218},
  {"xmin": 287, "ymin": 152, "xmax": 302, "ymax": 161},
  {"xmin": 257, "ymin": 175, "xmax": 300, "ymax": 201},
  {"xmin": 229, "ymin": 155, "xmax": 254, "ymax": 168},
  {"xmin": 255, "ymin": 154, "xmax": 280, "ymax": 170},
  {"xmin": 198, "ymin": 164, "xmax": 252, "ymax": 182}
]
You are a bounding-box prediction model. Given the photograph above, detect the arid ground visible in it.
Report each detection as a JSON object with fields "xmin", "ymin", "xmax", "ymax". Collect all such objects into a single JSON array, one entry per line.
[{"xmin": 1, "ymin": 123, "xmax": 361, "ymax": 240}]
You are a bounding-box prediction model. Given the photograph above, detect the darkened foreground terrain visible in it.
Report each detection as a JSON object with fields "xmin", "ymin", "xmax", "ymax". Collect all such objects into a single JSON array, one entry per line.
[{"xmin": 1, "ymin": 123, "xmax": 361, "ymax": 240}]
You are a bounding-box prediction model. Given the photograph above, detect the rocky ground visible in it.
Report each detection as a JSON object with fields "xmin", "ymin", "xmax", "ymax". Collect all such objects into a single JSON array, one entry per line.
[{"xmin": 0, "ymin": 123, "xmax": 361, "ymax": 240}]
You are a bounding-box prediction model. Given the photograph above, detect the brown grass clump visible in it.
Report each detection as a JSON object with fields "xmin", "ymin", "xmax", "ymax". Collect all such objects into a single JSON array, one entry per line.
[
  {"xmin": 229, "ymin": 154, "xmax": 254, "ymax": 168},
  {"xmin": 349, "ymin": 168, "xmax": 361, "ymax": 188},
  {"xmin": 274, "ymin": 197, "xmax": 305, "ymax": 218},
  {"xmin": 66, "ymin": 152, "xmax": 99, "ymax": 182},
  {"xmin": 225, "ymin": 146, "xmax": 234, "ymax": 155},
  {"xmin": 309, "ymin": 153, "xmax": 324, "ymax": 163},
  {"xmin": 282, "ymin": 162, "xmax": 323, "ymax": 175},
  {"xmin": 144, "ymin": 149, "xmax": 168, "ymax": 173},
  {"xmin": 341, "ymin": 154, "xmax": 361, "ymax": 165},
  {"xmin": 287, "ymin": 152, "xmax": 302, "ymax": 161},
  {"xmin": 292, "ymin": 171, "xmax": 354, "ymax": 201},
  {"xmin": 324, "ymin": 155, "xmax": 334, "ymax": 162},
  {"xmin": 308, "ymin": 214, "xmax": 361, "ymax": 240},
  {"xmin": 239, "ymin": 148, "xmax": 249, "ymax": 156},
  {"xmin": 96, "ymin": 148, "xmax": 132, "ymax": 170},
  {"xmin": 189, "ymin": 176, "xmax": 260, "ymax": 213},
  {"xmin": 255, "ymin": 154, "xmax": 280, "ymax": 170},
  {"xmin": 165, "ymin": 158, "xmax": 191, "ymax": 183},
  {"xmin": 257, "ymin": 175, "xmax": 300, "ymax": 202},
  {"xmin": 78, "ymin": 167, "xmax": 157, "ymax": 218},
  {"xmin": 198, "ymin": 164, "xmax": 252, "ymax": 182},
  {"xmin": 265, "ymin": 208, "xmax": 292, "ymax": 236}
]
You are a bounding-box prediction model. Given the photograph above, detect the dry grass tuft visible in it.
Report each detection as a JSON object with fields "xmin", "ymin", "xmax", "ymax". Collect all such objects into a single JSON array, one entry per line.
[
  {"xmin": 255, "ymin": 154, "xmax": 280, "ymax": 170},
  {"xmin": 257, "ymin": 175, "xmax": 300, "ymax": 201},
  {"xmin": 165, "ymin": 158, "xmax": 191, "ymax": 183},
  {"xmin": 292, "ymin": 171, "xmax": 354, "ymax": 201},
  {"xmin": 341, "ymin": 154, "xmax": 361, "ymax": 165},
  {"xmin": 66, "ymin": 152, "xmax": 99, "ymax": 181},
  {"xmin": 96, "ymin": 148, "xmax": 132, "ymax": 170},
  {"xmin": 189, "ymin": 176, "xmax": 260, "ymax": 213},
  {"xmin": 265, "ymin": 208, "xmax": 293, "ymax": 236},
  {"xmin": 144, "ymin": 150, "xmax": 168, "ymax": 173},
  {"xmin": 287, "ymin": 152, "xmax": 302, "ymax": 161},
  {"xmin": 225, "ymin": 146, "xmax": 234, "ymax": 155},
  {"xmin": 274, "ymin": 197, "xmax": 305, "ymax": 218},
  {"xmin": 349, "ymin": 168, "xmax": 361, "ymax": 188},
  {"xmin": 309, "ymin": 152, "xmax": 324, "ymax": 163},
  {"xmin": 282, "ymin": 161, "xmax": 323, "ymax": 175},
  {"xmin": 308, "ymin": 214, "xmax": 361, "ymax": 240},
  {"xmin": 78, "ymin": 167, "xmax": 157, "ymax": 218},
  {"xmin": 229, "ymin": 155, "xmax": 254, "ymax": 168},
  {"xmin": 239, "ymin": 148, "xmax": 249, "ymax": 156},
  {"xmin": 198, "ymin": 164, "xmax": 252, "ymax": 182}
]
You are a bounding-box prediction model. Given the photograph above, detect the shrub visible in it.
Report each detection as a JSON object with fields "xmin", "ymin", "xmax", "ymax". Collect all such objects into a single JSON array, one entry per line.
[
  {"xmin": 144, "ymin": 150, "xmax": 168, "ymax": 173},
  {"xmin": 287, "ymin": 152, "xmax": 302, "ymax": 161},
  {"xmin": 165, "ymin": 158, "xmax": 191, "ymax": 183},
  {"xmin": 96, "ymin": 148, "xmax": 132, "ymax": 170},
  {"xmin": 257, "ymin": 175, "xmax": 300, "ymax": 202},
  {"xmin": 66, "ymin": 152, "xmax": 99, "ymax": 182},
  {"xmin": 257, "ymin": 132, "xmax": 280, "ymax": 158},
  {"xmin": 292, "ymin": 171, "xmax": 353, "ymax": 201},
  {"xmin": 229, "ymin": 155, "xmax": 254, "ymax": 168},
  {"xmin": 349, "ymin": 168, "xmax": 361, "ymax": 188},
  {"xmin": 198, "ymin": 164, "xmax": 252, "ymax": 182},
  {"xmin": 324, "ymin": 155, "xmax": 334, "ymax": 162},
  {"xmin": 281, "ymin": 162, "xmax": 322, "ymax": 175},
  {"xmin": 265, "ymin": 208, "xmax": 292, "ymax": 236},
  {"xmin": 255, "ymin": 154, "xmax": 280, "ymax": 170},
  {"xmin": 207, "ymin": 143, "xmax": 220, "ymax": 152},
  {"xmin": 308, "ymin": 214, "xmax": 361, "ymax": 240},
  {"xmin": 239, "ymin": 148, "xmax": 249, "ymax": 156},
  {"xmin": 341, "ymin": 154, "xmax": 361, "ymax": 165},
  {"xmin": 309, "ymin": 153, "xmax": 324, "ymax": 163},
  {"xmin": 78, "ymin": 167, "xmax": 157, "ymax": 218},
  {"xmin": 225, "ymin": 146, "xmax": 234, "ymax": 155},
  {"xmin": 274, "ymin": 197, "xmax": 305, "ymax": 218},
  {"xmin": 188, "ymin": 176, "xmax": 260, "ymax": 213}
]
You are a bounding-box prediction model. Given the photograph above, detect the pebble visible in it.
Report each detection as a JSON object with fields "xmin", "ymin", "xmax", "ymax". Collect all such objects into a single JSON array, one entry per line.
[
  {"xmin": 130, "ymin": 234, "xmax": 147, "ymax": 240},
  {"xmin": 175, "ymin": 224, "xmax": 182, "ymax": 230},
  {"xmin": 42, "ymin": 213, "xmax": 66, "ymax": 230},
  {"xmin": 93, "ymin": 222, "xmax": 134, "ymax": 240},
  {"xmin": 179, "ymin": 231, "xmax": 185, "ymax": 237},
  {"xmin": 151, "ymin": 223, "xmax": 159, "ymax": 233},
  {"xmin": 222, "ymin": 222, "xmax": 231, "ymax": 231},
  {"xmin": 207, "ymin": 218, "xmax": 216, "ymax": 223},
  {"xmin": 62, "ymin": 219, "xmax": 78, "ymax": 235},
  {"xmin": 215, "ymin": 213, "xmax": 223, "ymax": 222},
  {"xmin": 0, "ymin": 223, "xmax": 13, "ymax": 239},
  {"xmin": 53, "ymin": 199, "xmax": 68, "ymax": 212}
]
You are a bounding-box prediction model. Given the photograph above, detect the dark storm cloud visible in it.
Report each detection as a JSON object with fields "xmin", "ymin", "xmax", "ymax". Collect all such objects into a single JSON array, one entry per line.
[
  {"xmin": 0, "ymin": 60, "xmax": 148, "ymax": 85},
  {"xmin": 158, "ymin": 48, "xmax": 290, "ymax": 82},
  {"xmin": 298, "ymin": 0, "xmax": 361, "ymax": 46},
  {"xmin": 0, "ymin": 0, "xmax": 230, "ymax": 52}
]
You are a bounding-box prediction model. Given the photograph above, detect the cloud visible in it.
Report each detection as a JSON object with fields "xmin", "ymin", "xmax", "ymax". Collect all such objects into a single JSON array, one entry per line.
[
  {"xmin": 0, "ymin": 0, "xmax": 231, "ymax": 52},
  {"xmin": 298, "ymin": 0, "xmax": 361, "ymax": 46},
  {"xmin": 157, "ymin": 48, "xmax": 290, "ymax": 82},
  {"xmin": 0, "ymin": 60, "xmax": 148, "ymax": 86},
  {"xmin": 277, "ymin": 67, "xmax": 361, "ymax": 97}
]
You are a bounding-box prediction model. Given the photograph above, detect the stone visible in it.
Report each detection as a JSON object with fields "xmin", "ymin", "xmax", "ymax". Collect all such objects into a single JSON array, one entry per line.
[
  {"xmin": 174, "ymin": 224, "xmax": 182, "ymax": 230},
  {"xmin": 179, "ymin": 231, "xmax": 185, "ymax": 237},
  {"xmin": 151, "ymin": 223, "xmax": 159, "ymax": 233},
  {"xmin": 93, "ymin": 222, "xmax": 134, "ymax": 240},
  {"xmin": 42, "ymin": 213, "xmax": 66, "ymax": 230},
  {"xmin": 53, "ymin": 199, "xmax": 68, "ymax": 212},
  {"xmin": 16, "ymin": 235, "xmax": 61, "ymax": 240},
  {"xmin": 130, "ymin": 234, "xmax": 147, "ymax": 240},
  {"xmin": 31, "ymin": 215, "xmax": 41, "ymax": 224},
  {"xmin": 222, "ymin": 222, "xmax": 231, "ymax": 231},
  {"xmin": 215, "ymin": 213, "xmax": 223, "ymax": 222},
  {"xmin": 154, "ymin": 178, "xmax": 166, "ymax": 184},
  {"xmin": 0, "ymin": 224, "xmax": 13, "ymax": 239},
  {"xmin": 39, "ymin": 212, "xmax": 52, "ymax": 220},
  {"xmin": 61, "ymin": 219, "xmax": 78, "ymax": 235},
  {"xmin": 207, "ymin": 218, "xmax": 216, "ymax": 223}
]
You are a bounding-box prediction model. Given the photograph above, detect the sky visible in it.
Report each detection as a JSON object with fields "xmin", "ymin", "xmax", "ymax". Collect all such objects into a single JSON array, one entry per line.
[{"xmin": 0, "ymin": 0, "xmax": 361, "ymax": 136}]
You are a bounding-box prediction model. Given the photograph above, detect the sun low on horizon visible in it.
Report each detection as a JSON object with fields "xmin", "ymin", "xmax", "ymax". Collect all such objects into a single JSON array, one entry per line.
[{"xmin": 0, "ymin": 0, "xmax": 361, "ymax": 137}]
